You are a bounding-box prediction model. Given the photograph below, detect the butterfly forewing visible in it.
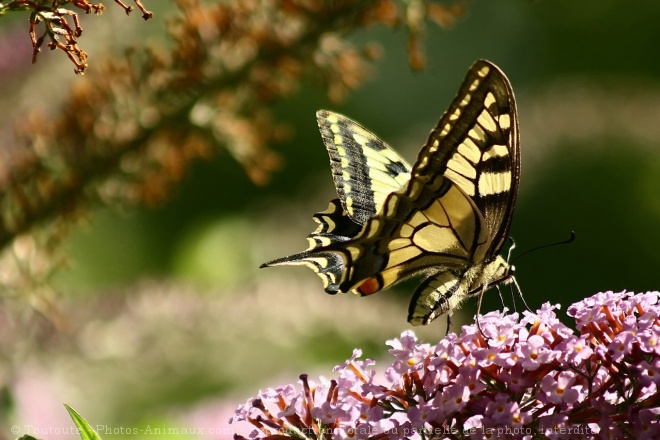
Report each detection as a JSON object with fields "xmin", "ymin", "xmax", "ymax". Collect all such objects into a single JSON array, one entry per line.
[
  {"xmin": 413, "ymin": 61, "xmax": 519, "ymax": 255},
  {"xmin": 335, "ymin": 60, "xmax": 518, "ymax": 290},
  {"xmin": 316, "ymin": 110, "xmax": 412, "ymax": 226},
  {"xmin": 261, "ymin": 112, "xmax": 413, "ymax": 293}
]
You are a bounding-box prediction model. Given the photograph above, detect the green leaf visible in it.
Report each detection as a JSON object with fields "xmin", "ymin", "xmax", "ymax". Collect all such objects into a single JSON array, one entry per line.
[
  {"xmin": 64, "ymin": 404, "xmax": 103, "ymax": 440},
  {"xmin": 16, "ymin": 436, "xmax": 40, "ymax": 440}
]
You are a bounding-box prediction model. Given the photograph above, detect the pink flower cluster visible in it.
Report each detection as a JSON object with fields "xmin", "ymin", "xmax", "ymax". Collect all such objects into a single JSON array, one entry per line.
[{"xmin": 231, "ymin": 291, "xmax": 660, "ymax": 439}]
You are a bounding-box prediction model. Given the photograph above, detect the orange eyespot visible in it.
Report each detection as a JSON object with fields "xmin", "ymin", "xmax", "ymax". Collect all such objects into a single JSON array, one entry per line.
[{"xmin": 357, "ymin": 277, "xmax": 382, "ymax": 296}]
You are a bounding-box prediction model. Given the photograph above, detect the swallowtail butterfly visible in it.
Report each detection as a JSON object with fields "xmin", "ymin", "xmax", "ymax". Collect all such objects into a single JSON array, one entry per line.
[{"xmin": 262, "ymin": 60, "xmax": 520, "ymax": 325}]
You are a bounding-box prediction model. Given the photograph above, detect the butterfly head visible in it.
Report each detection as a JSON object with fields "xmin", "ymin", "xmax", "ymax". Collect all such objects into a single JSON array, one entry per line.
[
  {"xmin": 467, "ymin": 254, "xmax": 515, "ymax": 295},
  {"xmin": 493, "ymin": 255, "xmax": 516, "ymax": 287}
]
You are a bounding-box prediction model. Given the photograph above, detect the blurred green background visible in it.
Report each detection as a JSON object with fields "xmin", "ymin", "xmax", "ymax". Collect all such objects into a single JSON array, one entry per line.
[{"xmin": 3, "ymin": 1, "xmax": 660, "ymax": 439}]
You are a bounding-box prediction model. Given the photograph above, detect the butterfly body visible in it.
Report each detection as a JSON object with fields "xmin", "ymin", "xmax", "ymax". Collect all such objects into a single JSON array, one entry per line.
[{"xmin": 262, "ymin": 60, "xmax": 519, "ymax": 326}]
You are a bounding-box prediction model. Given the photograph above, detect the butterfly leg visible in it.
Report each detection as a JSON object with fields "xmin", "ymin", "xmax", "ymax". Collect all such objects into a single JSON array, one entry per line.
[
  {"xmin": 495, "ymin": 284, "xmax": 507, "ymax": 311},
  {"xmin": 475, "ymin": 286, "xmax": 487, "ymax": 338},
  {"xmin": 510, "ymin": 276, "xmax": 531, "ymax": 312}
]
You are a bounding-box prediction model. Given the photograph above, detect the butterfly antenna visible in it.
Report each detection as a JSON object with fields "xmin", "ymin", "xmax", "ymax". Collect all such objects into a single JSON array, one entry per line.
[{"xmin": 512, "ymin": 231, "xmax": 576, "ymax": 263}]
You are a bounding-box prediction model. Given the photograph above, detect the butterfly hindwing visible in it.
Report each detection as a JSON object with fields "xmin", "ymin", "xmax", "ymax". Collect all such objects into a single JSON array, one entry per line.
[
  {"xmin": 408, "ymin": 270, "xmax": 463, "ymax": 324},
  {"xmin": 334, "ymin": 174, "xmax": 490, "ymax": 295},
  {"xmin": 260, "ymin": 199, "xmax": 358, "ymax": 293}
]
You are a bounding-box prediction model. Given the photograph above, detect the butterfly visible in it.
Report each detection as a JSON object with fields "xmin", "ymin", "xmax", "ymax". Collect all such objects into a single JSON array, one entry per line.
[{"xmin": 261, "ymin": 60, "xmax": 520, "ymax": 325}]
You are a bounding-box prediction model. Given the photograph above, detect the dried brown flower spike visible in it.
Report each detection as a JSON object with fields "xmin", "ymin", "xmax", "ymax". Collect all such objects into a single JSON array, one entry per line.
[{"xmin": 3, "ymin": 0, "xmax": 154, "ymax": 74}]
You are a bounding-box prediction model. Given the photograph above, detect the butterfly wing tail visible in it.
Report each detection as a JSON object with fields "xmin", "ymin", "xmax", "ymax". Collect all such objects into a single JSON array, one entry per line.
[
  {"xmin": 260, "ymin": 199, "xmax": 362, "ymax": 295},
  {"xmin": 261, "ymin": 249, "xmax": 346, "ymax": 294}
]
